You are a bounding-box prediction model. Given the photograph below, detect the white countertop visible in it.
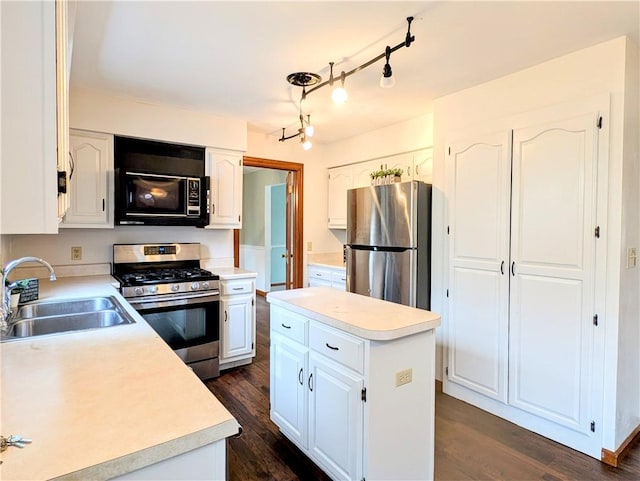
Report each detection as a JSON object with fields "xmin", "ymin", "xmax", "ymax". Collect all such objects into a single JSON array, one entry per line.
[
  {"xmin": 267, "ymin": 287, "xmax": 440, "ymax": 341},
  {"xmin": 214, "ymin": 267, "xmax": 257, "ymax": 280},
  {"xmin": 0, "ymin": 276, "xmax": 239, "ymax": 480}
]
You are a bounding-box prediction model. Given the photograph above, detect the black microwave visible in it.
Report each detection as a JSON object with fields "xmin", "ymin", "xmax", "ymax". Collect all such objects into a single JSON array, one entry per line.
[
  {"xmin": 114, "ymin": 136, "xmax": 209, "ymax": 227},
  {"xmin": 115, "ymin": 171, "xmax": 209, "ymax": 226}
]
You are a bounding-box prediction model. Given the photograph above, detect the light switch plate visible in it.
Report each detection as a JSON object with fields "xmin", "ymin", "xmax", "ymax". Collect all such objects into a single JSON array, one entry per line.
[{"xmin": 627, "ymin": 247, "xmax": 637, "ymax": 269}]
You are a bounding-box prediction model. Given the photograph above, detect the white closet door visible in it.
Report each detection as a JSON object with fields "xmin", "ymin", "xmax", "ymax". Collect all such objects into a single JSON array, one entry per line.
[
  {"xmin": 447, "ymin": 131, "xmax": 511, "ymax": 402},
  {"xmin": 509, "ymin": 112, "xmax": 597, "ymax": 434}
]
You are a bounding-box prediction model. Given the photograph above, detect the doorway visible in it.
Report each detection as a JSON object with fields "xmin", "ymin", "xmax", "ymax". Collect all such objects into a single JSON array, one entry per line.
[{"xmin": 234, "ymin": 156, "xmax": 304, "ymax": 293}]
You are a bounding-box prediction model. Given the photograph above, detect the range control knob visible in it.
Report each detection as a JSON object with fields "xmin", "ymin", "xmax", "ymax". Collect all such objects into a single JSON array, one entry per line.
[
  {"xmin": 201, "ymin": 281, "xmax": 210, "ymax": 289},
  {"xmin": 134, "ymin": 287, "xmax": 144, "ymax": 296},
  {"xmin": 148, "ymin": 285, "xmax": 158, "ymax": 294},
  {"xmin": 191, "ymin": 282, "xmax": 200, "ymax": 291},
  {"xmin": 171, "ymin": 284, "xmax": 180, "ymax": 292}
]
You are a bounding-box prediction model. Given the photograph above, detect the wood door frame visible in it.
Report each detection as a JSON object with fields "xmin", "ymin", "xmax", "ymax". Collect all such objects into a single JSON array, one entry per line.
[{"xmin": 234, "ymin": 156, "xmax": 304, "ymax": 289}]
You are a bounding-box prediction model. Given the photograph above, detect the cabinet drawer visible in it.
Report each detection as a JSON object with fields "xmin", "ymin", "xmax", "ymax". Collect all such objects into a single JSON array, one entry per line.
[
  {"xmin": 330, "ymin": 270, "xmax": 347, "ymax": 284},
  {"xmin": 271, "ymin": 308, "xmax": 307, "ymax": 344},
  {"xmin": 221, "ymin": 279, "xmax": 254, "ymax": 296},
  {"xmin": 309, "ymin": 322, "xmax": 364, "ymax": 374},
  {"xmin": 308, "ymin": 266, "xmax": 331, "ymax": 281}
]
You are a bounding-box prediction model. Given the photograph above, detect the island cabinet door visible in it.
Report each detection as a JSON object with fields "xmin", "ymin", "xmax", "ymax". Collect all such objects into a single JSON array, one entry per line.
[
  {"xmin": 270, "ymin": 332, "xmax": 308, "ymax": 447},
  {"xmin": 308, "ymin": 351, "xmax": 364, "ymax": 481}
]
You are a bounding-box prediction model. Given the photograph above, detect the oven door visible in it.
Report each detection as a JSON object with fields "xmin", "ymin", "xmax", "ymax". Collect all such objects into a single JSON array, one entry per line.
[{"xmin": 129, "ymin": 293, "xmax": 220, "ymax": 364}]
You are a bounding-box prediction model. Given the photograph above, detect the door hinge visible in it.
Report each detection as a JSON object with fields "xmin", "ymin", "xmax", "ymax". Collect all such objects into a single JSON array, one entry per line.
[
  {"xmin": 361, "ymin": 387, "xmax": 367, "ymax": 402},
  {"xmin": 445, "ymin": 366, "xmax": 449, "ymax": 376},
  {"xmin": 595, "ymin": 226, "xmax": 600, "ymax": 238},
  {"xmin": 590, "ymin": 421, "xmax": 596, "ymax": 432},
  {"xmin": 593, "ymin": 314, "xmax": 598, "ymax": 326},
  {"xmin": 597, "ymin": 117, "xmax": 603, "ymax": 129}
]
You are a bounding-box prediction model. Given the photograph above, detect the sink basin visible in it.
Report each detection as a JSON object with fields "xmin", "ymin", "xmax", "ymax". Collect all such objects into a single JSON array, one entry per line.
[
  {"xmin": 2, "ymin": 296, "xmax": 136, "ymax": 340},
  {"xmin": 15, "ymin": 297, "xmax": 117, "ymax": 319}
]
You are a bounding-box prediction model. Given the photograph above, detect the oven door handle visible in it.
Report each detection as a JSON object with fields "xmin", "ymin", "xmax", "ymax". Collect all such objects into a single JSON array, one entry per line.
[{"xmin": 128, "ymin": 292, "xmax": 220, "ymax": 311}]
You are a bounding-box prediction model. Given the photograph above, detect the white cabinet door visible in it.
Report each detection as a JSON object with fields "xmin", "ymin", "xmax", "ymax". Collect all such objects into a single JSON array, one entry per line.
[
  {"xmin": 508, "ymin": 113, "xmax": 597, "ymax": 434},
  {"xmin": 1, "ymin": 1, "xmax": 59, "ymax": 234},
  {"xmin": 447, "ymin": 131, "xmax": 511, "ymax": 403},
  {"xmin": 62, "ymin": 130, "xmax": 113, "ymax": 228},
  {"xmin": 308, "ymin": 352, "xmax": 363, "ymax": 481},
  {"xmin": 327, "ymin": 166, "xmax": 352, "ymax": 229},
  {"xmin": 384, "ymin": 153, "xmax": 412, "ymax": 181},
  {"xmin": 221, "ymin": 293, "xmax": 254, "ymax": 360},
  {"xmin": 270, "ymin": 332, "xmax": 308, "ymax": 448},
  {"xmin": 412, "ymin": 148, "xmax": 433, "ymax": 183},
  {"xmin": 351, "ymin": 160, "xmax": 378, "ymax": 188},
  {"xmin": 206, "ymin": 148, "xmax": 243, "ymax": 228}
]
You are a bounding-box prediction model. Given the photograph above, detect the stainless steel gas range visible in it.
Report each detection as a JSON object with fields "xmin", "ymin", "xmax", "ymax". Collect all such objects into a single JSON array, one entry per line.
[{"xmin": 112, "ymin": 243, "xmax": 220, "ymax": 380}]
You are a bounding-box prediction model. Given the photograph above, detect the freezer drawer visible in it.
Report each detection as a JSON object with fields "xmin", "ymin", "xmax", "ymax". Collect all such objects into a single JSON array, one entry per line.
[{"xmin": 346, "ymin": 246, "xmax": 416, "ymax": 307}]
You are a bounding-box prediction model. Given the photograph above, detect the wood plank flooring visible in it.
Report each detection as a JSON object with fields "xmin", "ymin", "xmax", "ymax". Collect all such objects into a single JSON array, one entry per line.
[{"xmin": 205, "ymin": 296, "xmax": 640, "ymax": 481}]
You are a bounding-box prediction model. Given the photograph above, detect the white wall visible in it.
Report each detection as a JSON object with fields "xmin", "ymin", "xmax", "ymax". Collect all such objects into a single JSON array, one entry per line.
[
  {"xmin": 5, "ymin": 227, "xmax": 234, "ymax": 275},
  {"xmin": 432, "ymin": 36, "xmax": 639, "ymax": 452},
  {"xmin": 70, "ymin": 87, "xmax": 247, "ymax": 151}
]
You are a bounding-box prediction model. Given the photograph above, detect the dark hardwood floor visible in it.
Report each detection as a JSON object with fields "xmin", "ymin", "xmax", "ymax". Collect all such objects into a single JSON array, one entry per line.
[{"xmin": 205, "ymin": 296, "xmax": 640, "ymax": 481}]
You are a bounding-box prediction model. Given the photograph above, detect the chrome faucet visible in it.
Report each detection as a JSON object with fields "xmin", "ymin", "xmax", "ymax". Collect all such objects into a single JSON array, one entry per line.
[{"xmin": 1, "ymin": 257, "xmax": 57, "ymax": 330}]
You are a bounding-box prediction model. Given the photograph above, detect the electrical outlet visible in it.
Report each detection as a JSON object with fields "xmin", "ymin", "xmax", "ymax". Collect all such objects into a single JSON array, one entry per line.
[
  {"xmin": 627, "ymin": 247, "xmax": 637, "ymax": 269},
  {"xmin": 395, "ymin": 368, "xmax": 413, "ymax": 387},
  {"xmin": 71, "ymin": 246, "xmax": 82, "ymax": 261}
]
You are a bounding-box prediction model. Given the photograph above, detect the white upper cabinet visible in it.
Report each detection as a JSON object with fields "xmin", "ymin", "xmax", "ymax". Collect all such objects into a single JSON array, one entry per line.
[
  {"xmin": 62, "ymin": 130, "xmax": 114, "ymax": 228},
  {"xmin": 205, "ymin": 148, "xmax": 243, "ymax": 229},
  {"xmin": 327, "ymin": 150, "xmax": 433, "ymax": 230},
  {"xmin": 1, "ymin": 0, "xmax": 67, "ymax": 234},
  {"xmin": 327, "ymin": 165, "xmax": 352, "ymax": 229}
]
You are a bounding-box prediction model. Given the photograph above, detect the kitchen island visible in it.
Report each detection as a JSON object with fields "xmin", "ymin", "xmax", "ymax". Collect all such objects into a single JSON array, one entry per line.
[
  {"xmin": 0, "ymin": 276, "xmax": 239, "ymax": 480},
  {"xmin": 267, "ymin": 287, "xmax": 440, "ymax": 481}
]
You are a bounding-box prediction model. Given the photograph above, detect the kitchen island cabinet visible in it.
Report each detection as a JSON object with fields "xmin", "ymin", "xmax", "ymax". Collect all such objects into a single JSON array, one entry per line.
[
  {"xmin": 0, "ymin": 277, "xmax": 240, "ymax": 480},
  {"xmin": 267, "ymin": 287, "xmax": 440, "ymax": 481}
]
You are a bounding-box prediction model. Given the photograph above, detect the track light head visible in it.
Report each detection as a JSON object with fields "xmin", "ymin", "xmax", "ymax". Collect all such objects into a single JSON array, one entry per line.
[{"xmin": 380, "ymin": 46, "xmax": 395, "ymax": 88}]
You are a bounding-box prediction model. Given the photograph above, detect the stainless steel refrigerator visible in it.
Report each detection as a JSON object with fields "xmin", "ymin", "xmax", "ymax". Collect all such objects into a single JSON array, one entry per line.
[{"xmin": 346, "ymin": 180, "xmax": 431, "ymax": 309}]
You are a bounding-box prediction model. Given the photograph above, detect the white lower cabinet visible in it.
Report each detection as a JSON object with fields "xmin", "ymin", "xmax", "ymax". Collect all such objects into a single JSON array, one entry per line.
[
  {"xmin": 270, "ymin": 304, "xmax": 435, "ymax": 481},
  {"xmin": 219, "ymin": 277, "xmax": 256, "ymax": 369},
  {"xmin": 308, "ymin": 265, "xmax": 346, "ymax": 291}
]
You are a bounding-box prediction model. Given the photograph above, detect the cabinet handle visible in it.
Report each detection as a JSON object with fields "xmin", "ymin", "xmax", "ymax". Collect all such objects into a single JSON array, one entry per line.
[
  {"xmin": 500, "ymin": 261, "xmax": 504, "ymax": 275},
  {"xmin": 281, "ymin": 323, "xmax": 291, "ymax": 329},
  {"xmin": 408, "ymin": 166, "xmax": 411, "ymax": 176},
  {"xmin": 224, "ymin": 310, "xmax": 228, "ymax": 322},
  {"xmin": 308, "ymin": 373, "xmax": 313, "ymax": 392},
  {"xmin": 325, "ymin": 342, "xmax": 339, "ymax": 351},
  {"xmin": 298, "ymin": 368, "xmax": 303, "ymax": 385},
  {"xmin": 211, "ymin": 203, "xmax": 216, "ymax": 215},
  {"xmin": 102, "ymin": 198, "xmax": 105, "ymax": 212},
  {"xmin": 232, "ymin": 287, "xmax": 243, "ymax": 291},
  {"xmin": 68, "ymin": 152, "xmax": 75, "ymax": 181},
  {"xmin": 511, "ymin": 261, "xmax": 516, "ymax": 276}
]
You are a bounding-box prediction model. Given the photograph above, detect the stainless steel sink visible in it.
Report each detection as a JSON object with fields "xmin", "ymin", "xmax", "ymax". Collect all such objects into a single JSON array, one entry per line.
[{"xmin": 2, "ymin": 296, "xmax": 136, "ymax": 340}]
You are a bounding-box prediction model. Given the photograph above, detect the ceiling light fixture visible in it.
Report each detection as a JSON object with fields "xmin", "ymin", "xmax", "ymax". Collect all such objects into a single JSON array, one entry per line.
[
  {"xmin": 379, "ymin": 46, "xmax": 396, "ymax": 88},
  {"xmin": 279, "ymin": 16, "xmax": 415, "ymax": 149}
]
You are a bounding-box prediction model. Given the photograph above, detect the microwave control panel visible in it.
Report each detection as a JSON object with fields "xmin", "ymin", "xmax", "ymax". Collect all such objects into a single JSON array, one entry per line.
[{"xmin": 187, "ymin": 178, "xmax": 201, "ymax": 216}]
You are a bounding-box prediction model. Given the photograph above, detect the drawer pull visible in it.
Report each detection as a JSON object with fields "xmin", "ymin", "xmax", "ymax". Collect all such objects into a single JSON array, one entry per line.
[
  {"xmin": 232, "ymin": 287, "xmax": 244, "ymax": 291},
  {"xmin": 308, "ymin": 373, "xmax": 313, "ymax": 392},
  {"xmin": 298, "ymin": 368, "xmax": 303, "ymax": 385},
  {"xmin": 281, "ymin": 323, "xmax": 291, "ymax": 329},
  {"xmin": 325, "ymin": 342, "xmax": 339, "ymax": 351}
]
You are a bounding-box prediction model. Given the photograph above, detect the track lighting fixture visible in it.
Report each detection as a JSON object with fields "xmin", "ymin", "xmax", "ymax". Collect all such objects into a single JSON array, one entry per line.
[
  {"xmin": 380, "ymin": 46, "xmax": 396, "ymax": 88},
  {"xmin": 280, "ymin": 16, "xmax": 415, "ymax": 149}
]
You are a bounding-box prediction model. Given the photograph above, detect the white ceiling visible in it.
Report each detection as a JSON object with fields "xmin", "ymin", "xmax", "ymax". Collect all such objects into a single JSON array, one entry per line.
[{"xmin": 71, "ymin": 1, "xmax": 640, "ymax": 145}]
